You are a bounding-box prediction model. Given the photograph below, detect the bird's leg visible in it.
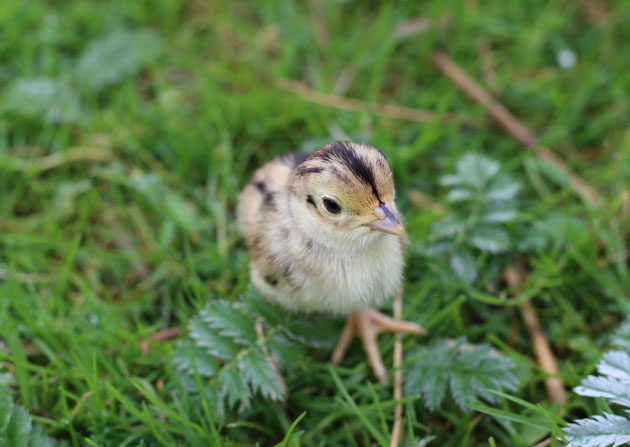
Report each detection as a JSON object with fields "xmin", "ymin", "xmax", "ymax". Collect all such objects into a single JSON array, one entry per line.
[{"xmin": 331, "ymin": 309, "xmax": 426, "ymax": 385}]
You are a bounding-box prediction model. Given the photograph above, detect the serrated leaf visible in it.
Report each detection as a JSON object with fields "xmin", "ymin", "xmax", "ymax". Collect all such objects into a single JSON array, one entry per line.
[
  {"xmin": 26, "ymin": 426, "xmax": 56, "ymax": 447},
  {"xmin": 171, "ymin": 340, "xmax": 220, "ymax": 377},
  {"xmin": 469, "ymin": 226, "xmax": 510, "ymax": 253},
  {"xmin": 218, "ymin": 368, "xmax": 251, "ymax": 410},
  {"xmin": 238, "ymin": 347, "xmax": 285, "ymax": 401},
  {"xmin": 440, "ymin": 173, "xmax": 466, "ymax": 187},
  {"xmin": 597, "ymin": 351, "xmax": 630, "ymax": 382},
  {"xmin": 3, "ymin": 77, "xmax": 80, "ymax": 124},
  {"xmin": 188, "ymin": 317, "xmax": 239, "ymax": 359},
  {"xmin": 6, "ymin": 405, "xmax": 32, "ymax": 447},
  {"xmin": 479, "ymin": 208, "xmax": 518, "ymax": 224},
  {"xmin": 612, "ymin": 319, "xmax": 630, "ymax": 350},
  {"xmin": 454, "ymin": 153, "xmax": 500, "ymax": 189},
  {"xmin": 418, "ymin": 241, "xmax": 454, "ymax": 256},
  {"xmin": 203, "ymin": 386, "xmax": 225, "ymax": 421},
  {"xmin": 564, "ymin": 413, "xmax": 630, "ymax": 447},
  {"xmin": 485, "ymin": 175, "xmax": 521, "ymax": 202},
  {"xmin": 75, "ymin": 28, "xmax": 162, "ymax": 90},
  {"xmin": 432, "ymin": 213, "xmax": 468, "ymax": 238},
  {"xmin": 200, "ymin": 301, "xmax": 257, "ymax": 344},
  {"xmin": 405, "ymin": 338, "xmax": 518, "ymax": 411},
  {"xmin": 268, "ymin": 334, "xmax": 303, "ymax": 369},
  {"xmin": 243, "ymin": 289, "xmax": 286, "ymax": 325},
  {"xmin": 286, "ymin": 317, "xmax": 339, "ymax": 348},
  {"xmin": 575, "ymin": 375, "xmax": 630, "ymax": 407},
  {"xmin": 447, "ymin": 188, "xmax": 473, "ymax": 203},
  {"xmin": 450, "ymin": 250, "xmax": 477, "ymax": 283},
  {"xmin": 0, "ymin": 394, "xmax": 14, "ymax": 434}
]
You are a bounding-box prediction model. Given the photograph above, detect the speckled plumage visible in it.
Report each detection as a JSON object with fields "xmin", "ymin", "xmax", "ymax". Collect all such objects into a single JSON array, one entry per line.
[{"xmin": 237, "ymin": 141, "xmax": 405, "ymax": 315}]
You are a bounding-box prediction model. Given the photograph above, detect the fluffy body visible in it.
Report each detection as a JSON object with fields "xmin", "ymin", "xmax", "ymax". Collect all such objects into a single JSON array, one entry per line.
[{"xmin": 237, "ymin": 142, "xmax": 405, "ymax": 315}]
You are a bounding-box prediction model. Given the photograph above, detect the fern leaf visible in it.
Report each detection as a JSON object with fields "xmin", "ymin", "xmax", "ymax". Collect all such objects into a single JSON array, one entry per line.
[
  {"xmin": 268, "ymin": 334, "xmax": 303, "ymax": 368},
  {"xmin": 188, "ymin": 317, "xmax": 239, "ymax": 359},
  {"xmin": 612, "ymin": 319, "xmax": 630, "ymax": 350},
  {"xmin": 450, "ymin": 249, "xmax": 477, "ymax": 283},
  {"xmin": 432, "ymin": 214, "xmax": 468, "ymax": 238},
  {"xmin": 171, "ymin": 341, "xmax": 220, "ymax": 377},
  {"xmin": 454, "ymin": 153, "xmax": 500, "ymax": 188},
  {"xmin": 243, "ymin": 290, "xmax": 286, "ymax": 326},
  {"xmin": 479, "ymin": 208, "xmax": 518, "ymax": 224},
  {"xmin": 597, "ymin": 351, "xmax": 630, "ymax": 382},
  {"xmin": 405, "ymin": 338, "xmax": 518, "ymax": 411},
  {"xmin": 218, "ymin": 368, "xmax": 252, "ymax": 411},
  {"xmin": 238, "ymin": 347, "xmax": 285, "ymax": 401},
  {"xmin": 7, "ymin": 405, "xmax": 31, "ymax": 447},
  {"xmin": 575, "ymin": 375, "xmax": 630, "ymax": 408},
  {"xmin": 200, "ymin": 301, "xmax": 257, "ymax": 344},
  {"xmin": 286, "ymin": 317, "xmax": 339, "ymax": 348},
  {"xmin": 564, "ymin": 413, "xmax": 630, "ymax": 447},
  {"xmin": 0, "ymin": 394, "xmax": 13, "ymax": 434},
  {"xmin": 0, "ymin": 390, "xmax": 58, "ymax": 447},
  {"xmin": 468, "ymin": 226, "xmax": 510, "ymax": 253},
  {"xmin": 485, "ymin": 175, "xmax": 521, "ymax": 202},
  {"xmin": 4, "ymin": 77, "xmax": 81, "ymax": 124},
  {"xmin": 446, "ymin": 188, "xmax": 473, "ymax": 203},
  {"xmin": 75, "ymin": 28, "xmax": 162, "ymax": 90}
]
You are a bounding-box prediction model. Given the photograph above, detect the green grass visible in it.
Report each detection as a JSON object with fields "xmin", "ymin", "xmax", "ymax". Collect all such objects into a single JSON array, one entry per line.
[{"xmin": 0, "ymin": 0, "xmax": 629, "ymax": 445}]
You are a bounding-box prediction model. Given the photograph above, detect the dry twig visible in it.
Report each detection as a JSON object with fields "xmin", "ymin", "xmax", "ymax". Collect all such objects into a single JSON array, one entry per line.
[
  {"xmin": 7, "ymin": 146, "xmax": 112, "ymax": 173},
  {"xmin": 275, "ymin": 78, "xmax": 455, "ymax": 124},
  {"xmin": 139, "ymin": 326, "xmax": 181, "ymax": 356},
  {"xmin": 504, "ymin": 262, "xmax": 567, "ymax": 404},
  {"xmin": 390, "ymin": 287, "xmax": 404, "ymax": 447},
  {"xmin": 431, "ymin": 52, "xmax": 600, "ymax": 206}
]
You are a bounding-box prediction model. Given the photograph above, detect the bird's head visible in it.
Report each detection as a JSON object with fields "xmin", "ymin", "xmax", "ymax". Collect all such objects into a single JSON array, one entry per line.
[{"xmin": 289, "ymin": 141, "xmax": 404, "ymax": 246}]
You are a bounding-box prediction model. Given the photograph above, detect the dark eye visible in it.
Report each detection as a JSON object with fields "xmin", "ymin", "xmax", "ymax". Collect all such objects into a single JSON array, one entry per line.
[{"xmin": 323, "ymin": 197, "xmax": 342, "ymax": 214}]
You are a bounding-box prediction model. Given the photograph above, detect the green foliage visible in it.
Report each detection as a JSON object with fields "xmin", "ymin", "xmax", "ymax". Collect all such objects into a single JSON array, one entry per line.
[
  {"xmin": 3, "ymin": 78, "xmax": 80, "ymax": 124},
  {"xmin": 75, "ymin": 28, "xmax": 162, "ymax": 91},
  {"xmin": 404, "ymin": 338, "xmax": 519, "ymax": 411},
  {"xmin": 564, "ymin": 414, "xmax": 630, "ymax": 447},
  {"xmin": 611, "ymin": 318, "xmax": 630, "ymax": 351},
  {"xmin": 172, "ymin": 290, "xmax": 328, "ymax": 414},
  {"xmin": 565, "ymin": 323, "xmax": 630, "ymax": 447},
  {"xmin": 1, "ymin": 0, "xmax": 629, "ymax": 445},
  {"xmin": 0, "ymin": 388, "xmax": 58, "ymax": 447},
  {"xmin": 421, "ymin": 153, "xmax": 520, "ymax": 282}
]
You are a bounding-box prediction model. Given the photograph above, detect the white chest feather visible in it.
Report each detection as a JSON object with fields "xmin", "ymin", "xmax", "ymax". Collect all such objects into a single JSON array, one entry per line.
[{"xmin": 252, "ymin": 231, "xmax": 405, "ymax": 316}]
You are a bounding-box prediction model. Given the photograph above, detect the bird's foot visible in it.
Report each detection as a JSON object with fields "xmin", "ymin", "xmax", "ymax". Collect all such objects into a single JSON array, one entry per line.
[{"xmin": 330, "ymin": 309, "xmax": 426, "ymax": 385}]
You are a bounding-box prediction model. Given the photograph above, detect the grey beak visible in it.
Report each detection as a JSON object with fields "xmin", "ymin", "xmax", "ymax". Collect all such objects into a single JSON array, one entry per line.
[{"xmin": 367, "ymin": 204, "xmax": 405, "ymax": 236}]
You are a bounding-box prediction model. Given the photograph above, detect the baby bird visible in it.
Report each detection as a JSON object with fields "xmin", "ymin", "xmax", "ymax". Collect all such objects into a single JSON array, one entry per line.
[{"xmin": 237, "ymin": 141, "xmax": 424, "ymax": 384}]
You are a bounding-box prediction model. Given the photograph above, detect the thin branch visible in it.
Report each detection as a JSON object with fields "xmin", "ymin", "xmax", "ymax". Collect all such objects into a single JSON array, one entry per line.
[
  {"xmin": 6, "ymin": 146, "xmax": 112, "ymax": 173},
  {"xmin": 149, "ymin": 327, "xmax": 181, "ymax": 342},
  {"xmin": 533, "ymin": 436, "xmax": 562, "ymax": 447},
  {"xmin": 504, "ymin": 262, "xmax": 568, "ymax": 404},
  {"xmin": 431, "ymin": 52, "xmax": 600, "ymax": 206},
  {"xmin": 390, "ymin": 287, "xmax": 404, "ymax": 447},
  {"xmin": 275, "ymin": 78, "xmax": 456, "ymax": 124},
  {"xmin": 139, "ymin": 326, "xmax": 181, "ymax": 356},
  {"xmin": 393, "ymin": 16, "xmax": 431, "ymax": 39}
]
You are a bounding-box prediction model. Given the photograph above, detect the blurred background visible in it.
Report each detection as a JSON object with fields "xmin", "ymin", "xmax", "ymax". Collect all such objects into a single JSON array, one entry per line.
[{"xmin": 1, "ymin": 1, "xmax": 629, "ymax": 446}]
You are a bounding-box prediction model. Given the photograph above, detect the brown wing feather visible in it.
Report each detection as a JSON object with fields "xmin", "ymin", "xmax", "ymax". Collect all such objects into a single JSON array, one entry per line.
[{"xmin": 237, "ymin": 152, "xmax": 307, "ymax": 244}]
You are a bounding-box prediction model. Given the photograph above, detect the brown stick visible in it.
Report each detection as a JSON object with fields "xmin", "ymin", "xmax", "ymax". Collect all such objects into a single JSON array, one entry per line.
[
  {"xmin": 8, "ymin": 146, "xmax": 112, "ymax": 173},
  {"xmin": 504, "ymin": 263, "xmax": 567, "ymax": 404},
  {"xmin": 145, "ymin": 326, "xmax": 180, "ymax": 342},
  {"xmin": 275, "ymin": 78, "xmax": 455, "ymax": 124},
  {"xmin": 390, "ymin": 287, "xmax": 404, "ymax": 447},
  {"xmin": 431, "ymin": 52, "xmax": 600, "ymax": 206},
  {"xmin": 139, "ymin": 326, "xmax": 182, "ymax": 356}
]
